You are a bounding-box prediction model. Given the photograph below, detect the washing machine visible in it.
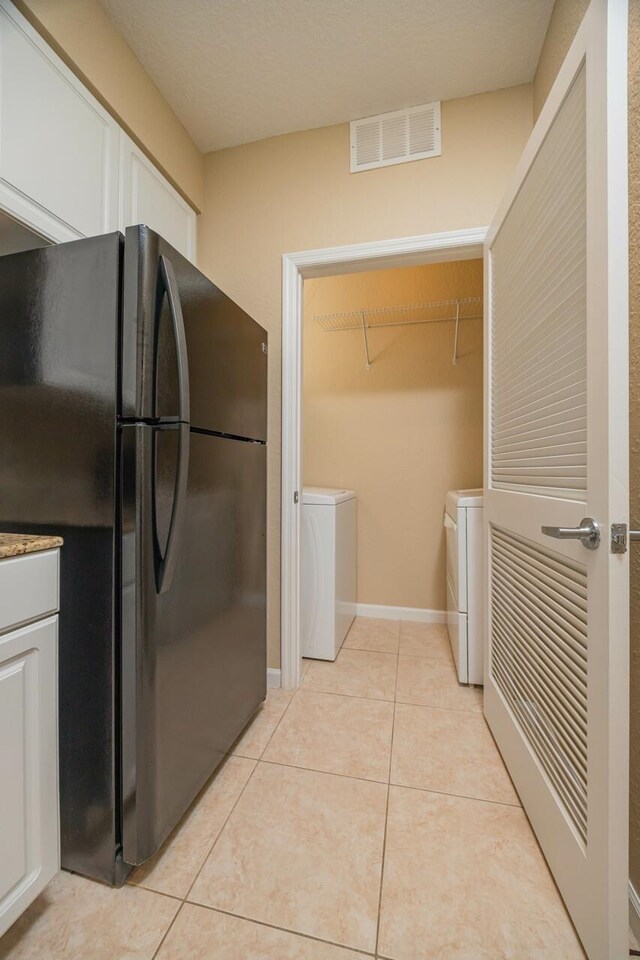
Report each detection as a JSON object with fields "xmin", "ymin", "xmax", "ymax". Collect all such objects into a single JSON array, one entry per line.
[
  {"xmin": 301, "ymin": 487, "xmax": 357, "ymax": 660},
  {"xmin": 444, "ymin": 488, "xmax": 483, "ymax": 685}
]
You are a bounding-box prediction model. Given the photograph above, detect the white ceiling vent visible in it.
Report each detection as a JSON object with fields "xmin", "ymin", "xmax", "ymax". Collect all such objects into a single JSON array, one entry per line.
[{"xmin": 350, "ymin": 102, "xmax": 441, "ymax": 173}]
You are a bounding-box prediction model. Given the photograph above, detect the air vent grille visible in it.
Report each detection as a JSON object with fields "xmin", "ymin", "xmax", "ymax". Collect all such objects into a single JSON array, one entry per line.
[{"xmin": 350, "ymin": 102, "xmax": 441, "ymax": 173}]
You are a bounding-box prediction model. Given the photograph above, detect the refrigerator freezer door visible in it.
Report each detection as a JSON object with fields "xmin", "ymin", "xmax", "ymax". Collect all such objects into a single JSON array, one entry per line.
[
  {"xmin": 120, "ymin": 425, "xmax": 267, "ymax": 865},
  {"xmin": 122, "ymin": 226, "xmax": 267, "ymax": 441}
]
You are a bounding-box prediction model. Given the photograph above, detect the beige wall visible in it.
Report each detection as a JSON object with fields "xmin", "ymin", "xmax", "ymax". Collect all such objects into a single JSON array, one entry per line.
[
  {"xmin": 14, "ymin": 0, "xmax": 203, "ymax": 211},
  {"xmin": 535, "ymin": 0, "xmax": 640, "ymax": 901},
  {"xmin": 198, "ymin": 83, "xmax": 533, "ymax": 666},
  {"xmin": 532, "ymin": 0, "xmax": 590, "ymax": 119},
  {"xmin": 303, "ymin": 260, "xmax": 483, "ymax": 612}
]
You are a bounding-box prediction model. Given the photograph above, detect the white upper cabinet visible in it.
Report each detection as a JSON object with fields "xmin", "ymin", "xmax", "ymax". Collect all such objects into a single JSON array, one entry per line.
[
  {"xmin": 0, "ymin": 1, "xmax": 196, "ymax": 255},
  {"xmin": 0, "ymin": 0, "xmax": 119, "ymax": 242},
  {"xmin": 119, "ymin": 133, "xmax": 197, "ymax": 262}
]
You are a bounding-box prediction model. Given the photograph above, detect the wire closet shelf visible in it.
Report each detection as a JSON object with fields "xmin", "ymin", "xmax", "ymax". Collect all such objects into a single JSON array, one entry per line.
[{"xmin": 312, "ymin": 296, "xmax": 483, "ymax": 368}]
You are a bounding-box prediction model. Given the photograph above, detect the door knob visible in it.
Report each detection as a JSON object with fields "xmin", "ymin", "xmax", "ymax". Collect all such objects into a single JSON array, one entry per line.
[{"xmin": 541, "ymin": 517, "xmax": 600, "ymax": 550}]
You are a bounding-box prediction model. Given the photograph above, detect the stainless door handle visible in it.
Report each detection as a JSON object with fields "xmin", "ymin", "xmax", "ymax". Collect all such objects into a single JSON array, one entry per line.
[{"xmin": 541, "ymin": 517, "xmax": 600, "ymax": 550}]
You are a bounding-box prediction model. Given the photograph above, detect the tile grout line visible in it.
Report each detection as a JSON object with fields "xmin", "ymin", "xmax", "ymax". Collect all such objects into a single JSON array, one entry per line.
[
  {"xmin": 394, "ymin": 698, "xmax": 481, "ymax": 715},
  {"xmin": 373, "ymin": 624, "xmax": 400, "ymax": 957},
  {"xmin": 329, "ymin": 643, "xmax": 453, "ymax": 663},
  {"xmin": 258, "ymin": 756, "xmax": 391, "ymax": 786},
  {"xmin": 181, "ymin": 756, "xmax": 261, "ymax": 904},
  {"xmin": 230, "ymin": 683, "xmax": 299, "ymax": 761},
  {"xmin": 127, "ymin": 883, "xmax": 184, "ymax": 904},
  {"xmin": 274, "ymin": 685, "xmax": 397, "ymax": 707},
  {"xmin": 296, "ymin": 679, "xmax": 482, "ymax": 715},
  {"xmin": 384, "ymin": 780, "xmax": 523, "ymax": 809},
  {"xmin": 181, "ymin": 687, "xmax": 300, "ymax": 904},
  {"xmin": 150, "ymin": 899, "xmax": 186, "ymax": 960},
  {"xmin": 258, "ymin": 682, "xmax": 300, "ymax": 752},
  {"xmin": 342, "ymin": 643, "xmax": 400, "ymax": 655},
  {"xmin": 295, "ymin": 685, "xmax": 396, "ymax": 704},
  {"xmin": 181, "ymin": 901, "xmax": 378, "ymax": 957},
  {"xmin": 226, "ymin": 755, "xmax": 522, "ymax": 810}
]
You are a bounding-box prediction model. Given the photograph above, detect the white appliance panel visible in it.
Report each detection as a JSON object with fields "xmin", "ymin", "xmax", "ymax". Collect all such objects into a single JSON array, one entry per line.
[
  {"xmin": 446, "ymin": 575, "xmax": 468, "ymax": 684},
  {"xmin": 445, "ymin": 489, "xmax": 483, "ymax": 685},
  {"xmin": 301, "ymin": 488, "xmax": 356, "ymax": 661}
]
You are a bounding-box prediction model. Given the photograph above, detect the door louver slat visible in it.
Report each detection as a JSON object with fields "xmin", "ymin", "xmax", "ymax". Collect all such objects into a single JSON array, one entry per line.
[
  {"xmin": 490, "ymin": 631, "xmax": 587, "ymax": 774},
  {"xmin": 490, "ymin": 526, "xmax": 588, "ymax": 845},
  {"xmin": 490, "ymin": 629, "xmax": 587, "ymax": 772},
  {"xmin": 490, "ymin": 68, "xmax": 586, "ymax": 500}
]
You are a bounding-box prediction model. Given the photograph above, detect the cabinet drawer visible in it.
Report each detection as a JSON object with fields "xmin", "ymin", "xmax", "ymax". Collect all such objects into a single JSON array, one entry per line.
[{"xmin": 0, "ymin": 550, "xmax": 59, "ymax": 634}]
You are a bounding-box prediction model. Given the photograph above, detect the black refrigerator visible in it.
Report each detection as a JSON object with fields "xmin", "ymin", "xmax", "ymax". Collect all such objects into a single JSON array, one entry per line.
[{"xmin": 0, "ymin": 226, "xmax": 267, "ymax": 884}]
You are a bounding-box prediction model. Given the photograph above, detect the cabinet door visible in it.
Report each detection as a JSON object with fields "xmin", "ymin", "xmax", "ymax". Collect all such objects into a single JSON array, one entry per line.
[
  {"xmin": 0, "ymin": 617, "xmax": 59, "ymax": 937},
  {"xmin": 0, "ymin": 0, "xmax": 119, "ymax": 242},
  {"xmin": 119, "ymin": 132, "xmax": 197, "ymax": 262}
]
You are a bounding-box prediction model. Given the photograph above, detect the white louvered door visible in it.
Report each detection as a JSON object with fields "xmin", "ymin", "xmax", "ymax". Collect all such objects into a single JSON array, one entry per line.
[{"xmin": 483, "ymin": 2, "xmax": 628, "ymax": 958}]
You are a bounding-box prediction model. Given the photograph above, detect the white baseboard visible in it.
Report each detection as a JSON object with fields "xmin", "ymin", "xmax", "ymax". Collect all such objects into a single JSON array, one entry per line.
[
  {"xmin": 267, "ymin": 667, "xmax": 281, "ymax": 689},
  {"xmin": 629, "ymin": 881, "xmax": 640, "ymax": 946},
  {"xmin": 354, "ymin": 603, "xmax": 447, "ymax": 623}
]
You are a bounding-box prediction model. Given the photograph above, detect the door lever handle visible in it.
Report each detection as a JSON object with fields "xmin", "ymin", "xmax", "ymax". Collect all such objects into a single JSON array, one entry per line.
[{"xmin": 541, "ymin": 517, "xmax": 600, "ymax": 550}]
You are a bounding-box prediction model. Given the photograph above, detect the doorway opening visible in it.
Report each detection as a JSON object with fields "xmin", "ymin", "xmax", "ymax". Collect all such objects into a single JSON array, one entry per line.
[
  {"xmin": 280, "ymin": 227, "xmax": 487, "ymax": 688},
  {"xmin": 301, "ymin": 257, "xmax": 484, "ymax": 680}
]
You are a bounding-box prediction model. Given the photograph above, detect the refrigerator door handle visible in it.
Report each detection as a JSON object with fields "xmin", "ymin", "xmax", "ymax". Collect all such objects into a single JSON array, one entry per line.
[
  {"xmin": 159, "ymin": 255, "xmax": 190, "ymax": 425},
  {"xmin": 158, "ymin": 422, "xmax": 190, "ymax": 594}
]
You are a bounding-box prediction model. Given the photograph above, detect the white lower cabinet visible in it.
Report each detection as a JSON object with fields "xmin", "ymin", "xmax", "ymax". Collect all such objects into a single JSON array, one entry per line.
[{"xmin": 0, "ymin": 551, "xmax": 60, "ymax": 937}]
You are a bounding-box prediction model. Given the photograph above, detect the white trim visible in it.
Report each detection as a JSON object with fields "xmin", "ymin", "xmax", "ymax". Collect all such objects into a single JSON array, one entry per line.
[
  {"xmin": 630, "ymin": 882, "xmax": 640, "ymax": 947},
  {"xmin": 0, "ymin": 185, "xmax": 82, "ymax": 245},
  {"xmin": 281, "ymin": 226, "xmax": 488, "ymax": 690},
  {"xmin": 354, "ymin": 603, "xmax": 446, "ymax": 623},
  {"xmin": 266, "ymin": 667, "xmax": 281, "ymax": 689}
]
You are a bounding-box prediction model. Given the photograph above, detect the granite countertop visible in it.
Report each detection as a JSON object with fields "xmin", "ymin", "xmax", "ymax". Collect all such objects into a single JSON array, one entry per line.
[{"xmin": 0, "ymin": 533, "xmax": 63, "ymax": 559}]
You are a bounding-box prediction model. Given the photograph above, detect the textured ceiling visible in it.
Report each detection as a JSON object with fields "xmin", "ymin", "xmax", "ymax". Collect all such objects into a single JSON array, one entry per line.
[{"xmin": 98, "ymin": 0, "xmax": 553, "ymax": 153}]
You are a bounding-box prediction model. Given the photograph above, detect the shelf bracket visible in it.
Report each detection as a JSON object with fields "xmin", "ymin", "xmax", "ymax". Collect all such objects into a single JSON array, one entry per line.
[
  {"xmin": 452, "ymin": 300, "xmax": 460, "ymax": 366},
  {"xmin": 360, "ymin": 310, "xmax": 372, "ymax": 370}
]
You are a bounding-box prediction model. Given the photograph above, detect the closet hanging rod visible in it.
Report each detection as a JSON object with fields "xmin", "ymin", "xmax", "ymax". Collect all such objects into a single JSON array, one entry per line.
[{"xmin": 314, "ymin": 296, "xmax": 482, "ymax": 332}]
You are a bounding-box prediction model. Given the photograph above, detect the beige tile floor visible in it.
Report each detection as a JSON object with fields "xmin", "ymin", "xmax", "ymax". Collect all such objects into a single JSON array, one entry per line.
[{"xmin": 0, "ymin": 617, "xmax": 592, "ymax": 959}]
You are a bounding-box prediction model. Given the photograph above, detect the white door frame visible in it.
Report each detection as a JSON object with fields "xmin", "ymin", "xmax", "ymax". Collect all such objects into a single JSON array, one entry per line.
[{"xmin": 280, "ymin": 226, "xmax": 488, "ymax": 689}]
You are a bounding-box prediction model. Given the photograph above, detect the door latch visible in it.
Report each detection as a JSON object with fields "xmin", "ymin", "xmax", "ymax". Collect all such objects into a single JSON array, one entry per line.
[
  {"xmin": 610, "ymin": 523, "xmax": 628, "ymax": 554},
  {"xmin": 293, "ymin": 490, "xmax": 299, "ymax": 504}
]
